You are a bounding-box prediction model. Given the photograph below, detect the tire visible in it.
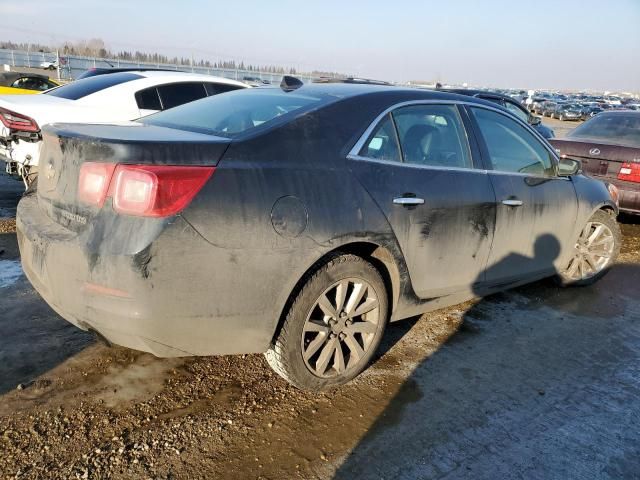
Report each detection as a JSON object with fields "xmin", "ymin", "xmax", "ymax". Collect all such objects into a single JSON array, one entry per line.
[
  {"xmin": 265, "ymin": 253, "xmax": 389, "ymax": 391},
  {"xmin": 559, "ymin": 114, "xmax": 565, "ymax": 121},
  {"xmin": 556, "ymin": 210, "xmax": 621, "ymax": 287}
]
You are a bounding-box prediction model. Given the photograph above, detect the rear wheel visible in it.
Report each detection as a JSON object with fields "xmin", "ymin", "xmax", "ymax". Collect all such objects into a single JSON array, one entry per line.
[
  {"xmin": 557, "ymin": 210, "xmax": 620, "ymax": 286},
  {"xmin": 265, "ymin": 254, "xmax": 388, "ymax": 391}
]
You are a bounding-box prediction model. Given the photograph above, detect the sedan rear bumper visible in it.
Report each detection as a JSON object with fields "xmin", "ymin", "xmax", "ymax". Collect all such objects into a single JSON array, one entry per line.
[
  {"xmin": 605, "ymin": 177, "xmax": 640, "ymax": 214},
  {"xmin": 16, "ymin": 194, "xmax": 275, "ymax": 357}
]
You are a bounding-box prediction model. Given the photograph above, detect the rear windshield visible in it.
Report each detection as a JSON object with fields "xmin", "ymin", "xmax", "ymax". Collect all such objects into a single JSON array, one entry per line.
[
  {"xmin": 141, "ymin": 88, "xmax": 329, "ymax": 138},
  {"xmin": 568, "ymin": 113, "xmax": 640, "ymax": 148},
  {"xmin": 46, "ymin": 72, "xmax": 142, "ymax": 100}
]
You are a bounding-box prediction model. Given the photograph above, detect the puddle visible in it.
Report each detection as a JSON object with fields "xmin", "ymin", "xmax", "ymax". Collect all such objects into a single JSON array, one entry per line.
[{"xmin": 0, "ymin": 260, "xmax": 23, "ymax": 288}]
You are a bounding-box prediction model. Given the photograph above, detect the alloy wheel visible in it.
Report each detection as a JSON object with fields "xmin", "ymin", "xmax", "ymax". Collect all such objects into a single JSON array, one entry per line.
[
  {"xmin": 563, "ymin": 221, "xmax": 615, "ymax": 281},
  {"xmin": 301, "ymin": 278, "xmax": 380, "ymax": 378}
]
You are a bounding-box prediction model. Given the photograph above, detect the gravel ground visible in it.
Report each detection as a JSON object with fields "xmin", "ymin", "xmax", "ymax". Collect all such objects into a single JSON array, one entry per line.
[{"xmin": 0, "ymin": 125, "xmax": 639, "ymax": 479}]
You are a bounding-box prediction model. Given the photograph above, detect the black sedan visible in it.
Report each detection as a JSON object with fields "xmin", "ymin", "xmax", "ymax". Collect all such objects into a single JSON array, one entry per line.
[
  {"xmin": 443, "ymin": 89, "xmax": 554, "ymax": 138},
  {"xmin": 550, "ymin": 111, "xmax": 640, "ymax": 214},
  {"xmin": 17, "ymin": 83, "xmax": 620, "ymax": 391},
  {"xmin": 552, "ymin": 103, "xmax": 583, "ymax": 121}
]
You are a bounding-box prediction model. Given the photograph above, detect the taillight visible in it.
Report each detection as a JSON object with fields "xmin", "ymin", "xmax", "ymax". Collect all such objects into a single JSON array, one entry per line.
[
  {"xmin": 0, "ymin": 107, "xmax": 40, "ymax": 132},
  {"xmin": 618, "ymin": 162, "xmax": 640, "ymax": 183},
  {"xmin": 77, "ymin": 163, "xmax": 214, "ymax": 217},
  {"xmin": 78, "ymin": 162, "xmax": 117, "ymax": 207}
]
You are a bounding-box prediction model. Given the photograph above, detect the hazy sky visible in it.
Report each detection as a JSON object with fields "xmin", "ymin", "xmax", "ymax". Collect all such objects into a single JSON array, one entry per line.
[{"xmin": 1, "ymin": 0, "xmax": 638, "ymax": 91}]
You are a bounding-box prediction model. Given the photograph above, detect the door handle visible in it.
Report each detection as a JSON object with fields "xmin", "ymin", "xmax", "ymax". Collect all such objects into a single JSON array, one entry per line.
[
  {"xmin": 393, "ymin": 197, "xmax": 425, "ymax": 206},
  {"xmin": 502, "ymin": 199, "xmax": 524, "ymax": 207}
]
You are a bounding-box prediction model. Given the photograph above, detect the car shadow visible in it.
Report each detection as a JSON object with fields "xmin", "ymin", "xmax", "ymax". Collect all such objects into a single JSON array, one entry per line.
[
  {"xmin": 333, "ymin": 233, "xmax": 640, "ymax": 479},
  {"xmin": 0, "ymin": 214, "xmax": 94, "ymax": 395},
  {"xmin": 0, "ymin": 273, "xmax": 95, "ymax": 395},
  {"xmin": 618, "ymin": 213, "xmax": 640, "ymax": 226}
]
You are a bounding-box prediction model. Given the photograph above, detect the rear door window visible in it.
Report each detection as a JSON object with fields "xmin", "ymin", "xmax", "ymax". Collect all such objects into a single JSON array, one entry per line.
[
  {"xmin": 392, "ymin": 104, "xmax": 473, "ymax": 168},
  {"xmin": 157, "ymin": 82, "xmax": 207, "ymax": 110}
]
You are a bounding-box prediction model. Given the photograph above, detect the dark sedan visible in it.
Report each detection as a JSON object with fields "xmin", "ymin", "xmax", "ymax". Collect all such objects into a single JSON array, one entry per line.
[
  {"xmin": 443, "ymin": 89, "xmax": 554, "ymax": 138},
  {"xmin": 552, "ymin": 103, "xmax": 583, "ymax": 121},
  {"xmin": 541, "ymin": 101, "xmax": 559, "ymax": 117},
  {"xmin": 550, "ymin": 111, "xmax": 640, "ymax": 214},
  {"xmin": 17, "ymin": 83, "xmax": 620, "ymax": 391},
  {"xmin": 581, "ymin": 105, "xmax": 604, "ymax": 120}
]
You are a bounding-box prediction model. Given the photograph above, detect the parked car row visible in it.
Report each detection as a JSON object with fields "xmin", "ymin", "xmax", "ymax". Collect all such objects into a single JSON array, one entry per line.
[
  {"xmin": 529, "ymin": 93, "xmax": 639, "ymax": 122},
  {"xmin": 12, "ymin": 76, "xmax": 622, "ymax": 390},
  {"xmin": 532, "ymin": 100, "xmax": 622, "ymax": 122}
]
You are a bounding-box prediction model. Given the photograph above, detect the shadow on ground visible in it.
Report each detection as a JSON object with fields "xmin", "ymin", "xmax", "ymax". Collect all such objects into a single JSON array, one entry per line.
[
  {"xmin": 334, "ymin": 237, "xmax": 640, "ymax": 479},
  {"xmin": 0, "ymin": 173, "xmax": 94, "ymax": 394}
]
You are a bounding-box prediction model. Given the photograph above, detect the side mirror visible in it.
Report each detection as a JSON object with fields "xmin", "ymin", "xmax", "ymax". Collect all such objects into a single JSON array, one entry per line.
[
  {"xmin": 558, "ymin": 158, "xmax": 581, "ymax": 176},
  {"xmin": 529, "ymin": 115, "xmax": 541, "ymax": 125}
]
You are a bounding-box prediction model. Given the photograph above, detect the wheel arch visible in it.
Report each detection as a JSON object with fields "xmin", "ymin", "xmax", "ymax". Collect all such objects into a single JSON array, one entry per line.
[{"xmin": 269, "ymin": 241, "xmax": 402, "ymax": 346}]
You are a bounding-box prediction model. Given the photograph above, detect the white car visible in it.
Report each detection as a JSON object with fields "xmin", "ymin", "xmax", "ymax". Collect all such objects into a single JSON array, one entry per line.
[
  {"xmin": 0, "ymin": 71, "xmax": 247, "ymax": 185},
  {"xmin": 40, "ymin": 60, "xmax": 58, "ymax": 70}
]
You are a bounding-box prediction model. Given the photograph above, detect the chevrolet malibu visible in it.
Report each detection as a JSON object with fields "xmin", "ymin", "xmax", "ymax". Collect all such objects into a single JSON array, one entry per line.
[{"xmin": 17, "ymin": 82, "xmax": 621, "ymax": 391}]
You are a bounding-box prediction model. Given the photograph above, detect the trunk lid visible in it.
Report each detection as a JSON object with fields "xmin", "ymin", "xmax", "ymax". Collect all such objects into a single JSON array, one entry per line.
[
  {"xmin": 0, "ymin": 94, "xmax": 140, "ymax": 139},
  {"xmin": 37, "ymin": 122, "xmax": 230, "ymax": 231},
  {"xmin": 549, "ymin": 137, "xmax": 640, "ymax": 179}
]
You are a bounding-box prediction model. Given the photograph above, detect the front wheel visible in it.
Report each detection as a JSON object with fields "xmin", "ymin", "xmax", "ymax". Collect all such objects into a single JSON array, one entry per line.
[
  {"xmin": 556, "ymin": 210, "xmax": 621, "ymax": 286},
  {"xmin": 265, "ymin": 254, "xmax": 388, "ymax": 391}
]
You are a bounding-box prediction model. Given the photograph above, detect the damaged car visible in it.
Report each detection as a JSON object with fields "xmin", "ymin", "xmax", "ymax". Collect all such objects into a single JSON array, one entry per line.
[
  {"xmin": 0, "ymin": 71, "xmax": 247, "ymax": 186},
  {"xmin": 17, "ymin": 81, "xmax": 621, "ymax": 391}
]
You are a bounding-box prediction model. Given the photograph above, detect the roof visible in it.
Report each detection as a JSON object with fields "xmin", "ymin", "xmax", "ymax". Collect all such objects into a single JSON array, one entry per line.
[
  {"xmin": 597, "ymin": 109, "xmax": 640, "ymax": 116},
  {"xmin": 123, "ymin": 70, "xmax": 248, "ymax": 87},
  {"xmin": 441, "ymin": 88, "xmax": 518, "ymax": 102},
  {"xmin": 263, "ymin": 82, "xmax": 501, "ymax": 109}
]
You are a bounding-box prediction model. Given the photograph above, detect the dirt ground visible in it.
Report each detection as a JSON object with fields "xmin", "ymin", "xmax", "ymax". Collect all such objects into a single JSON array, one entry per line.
[{"xmin": 1, "ymin": 119, "xmax": 639, "ymax": 479}]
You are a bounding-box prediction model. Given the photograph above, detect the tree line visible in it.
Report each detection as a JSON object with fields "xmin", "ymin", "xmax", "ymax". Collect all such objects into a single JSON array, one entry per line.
[{"xmin": 0, "ymin": 38, "xmax": 344, "ymax": 77}]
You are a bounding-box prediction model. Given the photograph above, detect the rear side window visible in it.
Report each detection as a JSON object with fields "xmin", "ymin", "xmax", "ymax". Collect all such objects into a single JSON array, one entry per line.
[
  {"xmin": 393, "ymin": 104, "xmax": 472, "ymax": 168},
  {"xmin": 204, "ymin": 82, "xmax": 243, "ymax": 96},
  {"xmin": 471, "ymin": 107, "xmax": 555, "ymax": 176},
  {"xmin": 135, "ymin": 87, "xmax": 162, "ymax": 110},
  {"xmin": 46, "ymin": 72, "xmax": 142, "ymax": 100},
  {"xmin": 142, "ymin": 88, "xmax": 329, "ymax": 138},
  {"xmin": 157, "ymin": 82, "xmax": 207, "ymax": 110},
  {"xmin": 359, "ymin": 113, "xmax": 401, "ymax": 162}
]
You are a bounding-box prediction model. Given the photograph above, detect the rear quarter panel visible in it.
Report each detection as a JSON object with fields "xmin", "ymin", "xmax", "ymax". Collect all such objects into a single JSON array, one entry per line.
[{"xmin": 180, "ymin": 94, "xmax": 414, "ymax": 347}]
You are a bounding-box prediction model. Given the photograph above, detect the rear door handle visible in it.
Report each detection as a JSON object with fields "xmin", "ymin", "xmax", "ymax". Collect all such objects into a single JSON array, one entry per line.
[
  {"xmin": 502, "ymin": 199, "xmax": 524, "ymax": 207},
  {"xmin": 393, "ymin": 197, "xmax": 425, "ymax": 206}
]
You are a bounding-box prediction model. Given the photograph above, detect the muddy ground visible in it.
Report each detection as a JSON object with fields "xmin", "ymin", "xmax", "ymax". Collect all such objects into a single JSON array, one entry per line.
[{"xmin": 1, "ymin": 117, "xmax": 639, "ymax": 479}]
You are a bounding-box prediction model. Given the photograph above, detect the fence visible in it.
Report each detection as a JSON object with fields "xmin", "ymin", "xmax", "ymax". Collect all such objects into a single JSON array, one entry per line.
[{"xmin": 0, "ymin": 48, "xmax": 317, "ymax": 84}]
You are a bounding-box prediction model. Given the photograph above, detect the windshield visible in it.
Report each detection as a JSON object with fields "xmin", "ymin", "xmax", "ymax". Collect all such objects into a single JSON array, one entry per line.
[
  {"xmin": 46, "ymin": 72, "xmax": 142, "ymax": 100},
  {"xmin": 568, "ymin": 113, "xmax": 640, "ymax": 148},
  {"xmin": 141, "ymin": 87, "xmax": 332, "ymax": 138}
]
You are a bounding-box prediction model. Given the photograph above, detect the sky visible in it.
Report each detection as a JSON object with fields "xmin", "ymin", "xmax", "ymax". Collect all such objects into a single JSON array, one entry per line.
[{"xmin": 0, "ymin": 0, "xmax": 638, "ymax": 91}]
